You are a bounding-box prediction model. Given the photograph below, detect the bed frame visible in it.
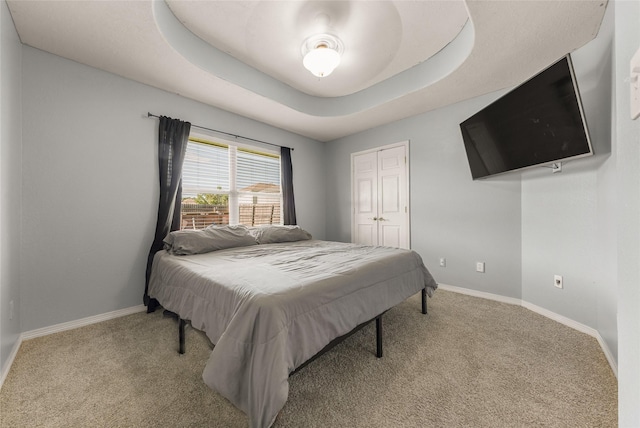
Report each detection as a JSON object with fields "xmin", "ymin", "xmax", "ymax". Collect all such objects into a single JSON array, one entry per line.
[{"xmin": 170, "ymin": 287, "xmax": 428, "ymax": 369}]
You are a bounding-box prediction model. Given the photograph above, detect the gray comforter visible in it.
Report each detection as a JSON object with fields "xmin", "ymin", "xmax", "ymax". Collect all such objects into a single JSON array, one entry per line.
[{"xmin": 148, "ymin": 240, "xmax": 437, "ymax": 427}]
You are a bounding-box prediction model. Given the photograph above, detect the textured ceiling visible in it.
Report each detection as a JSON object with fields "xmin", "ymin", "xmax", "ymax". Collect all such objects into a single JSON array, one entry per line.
[{"xmin": 7, "ymin": 0, "xmax": 608, "ymax": 142}]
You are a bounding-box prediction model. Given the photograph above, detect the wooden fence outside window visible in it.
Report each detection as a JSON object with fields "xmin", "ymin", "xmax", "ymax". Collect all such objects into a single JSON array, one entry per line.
[{"xmin": 180, "ymin": 203, "xmax": 280, "ymax": 230}]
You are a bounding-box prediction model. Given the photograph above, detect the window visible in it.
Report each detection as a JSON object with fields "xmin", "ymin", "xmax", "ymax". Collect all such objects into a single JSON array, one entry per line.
[{"xmin": 180, "ymin": 137, "xmax": 281, "ymax": 230}]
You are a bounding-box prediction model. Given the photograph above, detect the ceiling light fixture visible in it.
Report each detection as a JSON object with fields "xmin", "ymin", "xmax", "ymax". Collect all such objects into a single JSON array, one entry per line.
[{"xmin": 301, "ymin": 34, "xmax": 344, "ymax": 78}]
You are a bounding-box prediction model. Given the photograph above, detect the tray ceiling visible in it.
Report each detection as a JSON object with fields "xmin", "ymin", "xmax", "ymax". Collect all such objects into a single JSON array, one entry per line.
[{"xmin": 8, "ymin": 0, "xmax": 608, "ymax": 142}]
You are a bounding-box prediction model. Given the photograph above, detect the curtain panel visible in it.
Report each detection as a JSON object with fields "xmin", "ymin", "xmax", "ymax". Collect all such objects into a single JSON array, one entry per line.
[
  {"xmin": 280, "ymin": 146, "xmax": 297, "ymax": 225},
  {"xmin": 144, "ymin": 116, "xmax": 191, "ymax": 310}
]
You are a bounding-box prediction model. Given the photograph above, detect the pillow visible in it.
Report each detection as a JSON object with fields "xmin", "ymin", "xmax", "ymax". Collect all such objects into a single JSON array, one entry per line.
[
  {"xmin": 249, "ymin": 225, "xmax": 312, "ymax": 244},
  {"xmin": 164, "ymin": 224, "xmax": 257, "ymax": 255}
]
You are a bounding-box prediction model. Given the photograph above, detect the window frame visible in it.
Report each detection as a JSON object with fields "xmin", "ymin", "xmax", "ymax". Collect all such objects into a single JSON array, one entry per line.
[{"xmin": 180, "ymin": 133, "xmax": 283, "ymax": 229}]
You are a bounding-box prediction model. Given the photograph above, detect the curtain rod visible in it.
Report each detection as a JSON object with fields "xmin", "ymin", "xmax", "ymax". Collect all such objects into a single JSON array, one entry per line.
[{"xmin": 146, "ymin": 112, "xmax": 293, "ymax": 151}]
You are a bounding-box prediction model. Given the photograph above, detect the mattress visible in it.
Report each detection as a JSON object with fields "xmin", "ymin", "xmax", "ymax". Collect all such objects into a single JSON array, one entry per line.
[{"xmin": 148, "ymin": 239, "xmax": 437, "ymax": 427}]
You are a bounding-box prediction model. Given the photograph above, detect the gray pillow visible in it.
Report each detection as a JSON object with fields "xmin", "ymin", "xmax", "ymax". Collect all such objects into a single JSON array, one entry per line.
[
  {"xmin": 249, "ymin": 225, "xmax": 312, "ymax": 244},
  {"xmin": 164, "ymin": 224, "xmax": 257, "ymax": 255}
]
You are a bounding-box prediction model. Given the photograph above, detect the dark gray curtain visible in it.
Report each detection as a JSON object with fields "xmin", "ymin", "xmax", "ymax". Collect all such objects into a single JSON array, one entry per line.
[
  {"xmin": 144, "ymin": 116, "xmax": 191, "ymax": 310},
  {"xmin": 280, "ymin": 146, "xmax": 297, "ymax": 225}
]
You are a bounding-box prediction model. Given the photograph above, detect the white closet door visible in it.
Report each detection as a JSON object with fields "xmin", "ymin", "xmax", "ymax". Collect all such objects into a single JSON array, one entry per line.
[
  {"xmin": 352, "ymin": 143, "xmax": 410, "ymax": 249},
  {"xmin": 353, "ymin": 151, "xmax": 378, "ymax": 246},
  {"xmin": 377, "ymin": 146, "xmax": 408, "ymax": 248}
]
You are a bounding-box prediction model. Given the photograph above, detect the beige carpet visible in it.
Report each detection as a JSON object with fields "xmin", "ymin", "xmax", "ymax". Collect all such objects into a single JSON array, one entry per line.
[{"xmin": 0, "ymin": 290, "xmax": 617, "ymax": 427}]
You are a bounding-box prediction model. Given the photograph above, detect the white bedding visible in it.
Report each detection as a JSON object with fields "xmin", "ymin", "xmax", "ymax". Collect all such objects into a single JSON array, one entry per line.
[{"xmin": 148, "ymin": 240, "xmax": 437, "ymax": 427}]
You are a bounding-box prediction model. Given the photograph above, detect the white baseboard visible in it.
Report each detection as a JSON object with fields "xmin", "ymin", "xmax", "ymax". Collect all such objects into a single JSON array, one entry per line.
[
  {"xmin": 0, "ymin": 335, "xmax": 23, "ymax": 391},
  {"xmin": 438, "ymin": 283, "xmax": 523, "ymax": 306},
  {"xmin": 21, "ymin": 304, "xmax": 146, "ymax": 340},
  {"xmin": 2, "ymin": 289, "xmax": 620, "ymax": 390},
  {"xmin": 594, "ymin": 334, "xmax": 618, "ymax": 379},
  {"xmin": 437, "ymin": 283, "xmax": 618, "ymax": 378},
  {"xmin": 0, "ymin": 304, "xmax": 146, "ymax": 391},
  {"xmin": 521, "ymin": 300, "xmax": 618, "ymax": 378}
]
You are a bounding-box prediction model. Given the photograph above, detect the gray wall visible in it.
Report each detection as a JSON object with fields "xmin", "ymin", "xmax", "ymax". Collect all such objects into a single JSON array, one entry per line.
[
  {"xmin": 613, "ymin": 1, "xmax": 640, "ymax": 425},
  {"xmin": 19, "ymin": 46, "xmax": 326, "ymax": 332},
  {"xmin": 520, "ymin": 3, "xmax": 615, "ymax": 351},
  {"xmin": 0, "ymin": 0, "xmax": 23, "ymax": 376},
  {"xmin": 3, "ymin": 2, "xmax": 639, "ymax": 423},
  {"xmin": 324, "ymin": 93, "xmax": 523, "ymax": 300},
  {"xmin": 325, "ymin": 0, "xmax": 616, "ymax": 359},
  {"xmin": 326, "ymin": 5, "xmax": 640, "ymax": 421}
]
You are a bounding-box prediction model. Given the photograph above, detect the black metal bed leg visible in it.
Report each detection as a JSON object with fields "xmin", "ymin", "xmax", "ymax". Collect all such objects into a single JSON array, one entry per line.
[
  {"xmin": 422, "ymin": 288, "xmax": 427, "ymax": 315},
  {"xmin": 375, "ymin": 315, "xmax": 383, "ymax": 358},
  {"xmin": 178, "ymin": 318, "xmax": 186, "ymax": 355}
]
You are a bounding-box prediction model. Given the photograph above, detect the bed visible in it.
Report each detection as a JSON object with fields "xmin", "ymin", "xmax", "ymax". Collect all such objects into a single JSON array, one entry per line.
[{"xmin": 148, "ymin": 225, "xmax": 437, "ymax": 428}]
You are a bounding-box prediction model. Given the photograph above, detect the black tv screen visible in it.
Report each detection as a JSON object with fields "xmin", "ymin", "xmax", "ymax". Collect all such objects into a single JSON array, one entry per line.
[{"xmin": 460, "ymin": 55, "xmax": 592, "ymax": 180}]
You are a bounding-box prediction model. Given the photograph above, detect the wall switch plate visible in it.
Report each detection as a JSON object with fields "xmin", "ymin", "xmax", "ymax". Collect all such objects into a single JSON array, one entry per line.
[
  {"xmin": 9, "ymin": 300, "xmax": 14, "ymax": 320},
  {"xmin": 476, "ymin": 262, "xmax": 485, "ymax": 273},
  {"xmin": 554, "ymin": 275, "xmax": 563, "ymax": 289},
  {"xmin": 439, "ymin": 257, "xmax": 446, "ymax": 267}
]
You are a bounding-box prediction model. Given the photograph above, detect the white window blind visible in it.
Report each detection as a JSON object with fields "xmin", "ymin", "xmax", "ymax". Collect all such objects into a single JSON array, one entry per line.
[
  {"xmin": 237, "ymin": 148, "xmax": 281, "ymax": 227},
  {"xmin": 237, "ymin": 149, "xmax": 280, "ymax": 191},
  {"xmin": 180, "ymin": 138, "xmax": 282, "ymax": 229},
  {"xmin": 182, "ymin": 140, "xmax": 229, "ymax": 197}
]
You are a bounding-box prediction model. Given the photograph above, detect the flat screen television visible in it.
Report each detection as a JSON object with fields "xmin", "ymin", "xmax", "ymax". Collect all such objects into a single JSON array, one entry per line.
[{"xmin": 459, "ymin": 55, "xmax": 592, "ymax": 180}]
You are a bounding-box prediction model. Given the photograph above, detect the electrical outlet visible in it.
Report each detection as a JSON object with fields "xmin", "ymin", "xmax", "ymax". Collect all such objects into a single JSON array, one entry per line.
[
  {"xmin": 476, "ymin": 262, "xmax": 485, "ymax": 273},
  {"xmin": 554, "ymin": 275, "xmax": 563, "ymax": 289},
  {"xmin": 9, "ymin": 300, "xmax": 14, "ymax": 320},
  {"xmin": 439, "ymin": 257, "xmax": 446, "ymax": 267}
]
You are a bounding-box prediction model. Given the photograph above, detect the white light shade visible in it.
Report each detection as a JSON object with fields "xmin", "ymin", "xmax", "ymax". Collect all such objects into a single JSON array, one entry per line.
[
  {"xmin": 301, "ymin": 34, "xmax": 344, "ymax": 78},
  {"xmin": 303, "ymin": 45, "xmax": 341, "ymax": 77}
]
